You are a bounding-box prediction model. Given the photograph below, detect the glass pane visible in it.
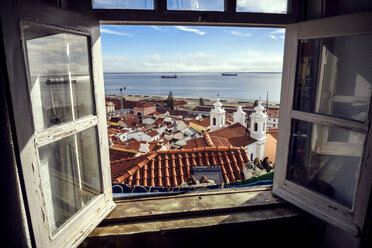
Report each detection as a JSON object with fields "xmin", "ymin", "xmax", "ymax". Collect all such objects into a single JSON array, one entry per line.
[
  {"xmin": 38, "ymin": 127, "xmax": 102, "ymax": 233},
  {"xmin": 23, "ymin": 24, "xmax": 95, "ymax": 131},
  {"xmin": 293, "ymin": 35, "xmax": 372, "ymax": 122},
  {"xmin": 167, "ymin": 0, "xmax": 224, "ymax": 11},
  {"xmin": 237, "ymin": 0, "xmax": 288, "ymax": 13},
  {"xmin": 93, "ymin": 0, "xmax": 154, "ymax": 9},
  {"xmin": 287, "ymin": 119, "xmax": 364, "ymax": 208}
]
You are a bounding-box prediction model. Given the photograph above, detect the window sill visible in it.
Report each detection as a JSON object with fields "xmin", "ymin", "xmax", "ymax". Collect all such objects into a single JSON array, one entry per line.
[{"xmin": 84, "ymin": 186, "xmax": 302, "ymax": 239}]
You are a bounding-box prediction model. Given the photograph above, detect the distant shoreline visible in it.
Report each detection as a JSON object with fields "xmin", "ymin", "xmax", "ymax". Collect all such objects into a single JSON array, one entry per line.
[
  {"xmin": 104, "ymin": 71, "xmax": 283, "ymax": 74},
  {"xmin": 106, "ymin": 93, "xmax": 280, "ymax": 106}
]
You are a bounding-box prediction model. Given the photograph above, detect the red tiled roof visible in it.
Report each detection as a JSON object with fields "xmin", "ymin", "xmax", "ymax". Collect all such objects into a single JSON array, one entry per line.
[
  {"xmin": 156, "ymin": 107, "xmax": 189, "ymax": 117},
  {"xmin": 185, "ymin": 123, "xmax": 256, "ymax": 149},
  {"xmin": 105, "ymin": 98, "xmax": 138, "ymax": 110},
  {"xmin": 109, "ymin": 147, "xmax": 137, "ymax": 161},
  {"xmin": 148, "ymin": 140, "xmax": 163, "ymax": 152},
  {"xmin": 121, "ymin": 115, "xmax": 139, "ymax": 128},
  {"xmin": 174, "ymin": 100, "xmax": 187, "ymax": 106},
  {"xmin": 193, "ymin": 106, "xmax": 213, "ymax": 112},
  {"xmin": 135, "ymin": 102, "xmax": 154, "ymax": 108},
  {"xmin": 194, "ymin": 105, "xmax": 255, "ymax": 114},
  {"xmin": 153, "ymin": 118, "xmax": 164, "ymax": 125},
  {"xmin": 189, "ymin": 118, "xmax": 210, "ymax": 127},
  {"xmin": 110, "ymin": 146, "xmax": 250, "ymax": 187},
  {"xmin": 143, "ymin": 129, "xmax": 159, "ymax": 137},
  {"xmin": 113, "ymin": 139, "xmax": 141, "ymax": 152}
]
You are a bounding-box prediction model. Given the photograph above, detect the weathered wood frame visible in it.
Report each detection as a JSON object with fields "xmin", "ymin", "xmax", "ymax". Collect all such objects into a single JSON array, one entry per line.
[
  {"xmin": 91, "ymin": 0, "xmax": 297, "ymax": 27},
  {"xmin": 1, "ymin": 1, "xmax": 115, "ymax": 247},
  {"xmin": 273, "ymin": 12, "xmax": 372, "ymax": 236}
]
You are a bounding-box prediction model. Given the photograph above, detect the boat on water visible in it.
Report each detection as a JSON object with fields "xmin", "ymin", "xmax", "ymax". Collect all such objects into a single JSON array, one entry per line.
[
  {"xmin": 221, "ymin": 72, "xmax": 238, "ymax": 76},
  {"xmin": 161, "ymin": 74, "xmax": 177, "ymax": 78}
]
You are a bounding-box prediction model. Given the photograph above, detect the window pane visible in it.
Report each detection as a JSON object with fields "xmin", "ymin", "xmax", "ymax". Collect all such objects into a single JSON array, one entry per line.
[
  {"xmin": 23, "ymin": 24, "xmax": 95, "ymax": 131},
  {"xmin": 38, "ymin": 127, "xmax": 102, "ymax": 233},
  {"xmin": 287, "ymin": 119, "xmax": 364, "ymax": 208},
  {"xmin": 293, "ymin": 35, "xmax": 372, "ymax": 122},
  {"xmin": 93, "ymin": 0, "xmax": 154, "ymax": 9},
  {"xmin": 167, "ymin": 0, "xmax": 224, "ymax": 11},
  {"xmin": 236, "ymin": 0, "xmax": 288, "ymax": 14}
]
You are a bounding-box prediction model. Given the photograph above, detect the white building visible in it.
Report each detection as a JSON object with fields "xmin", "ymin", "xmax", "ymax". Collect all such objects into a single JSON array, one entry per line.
[
  {"xmin": 210, "ymin": 99, "xmax": 226, "ymax": 131},
  {"xmin": 127, "ymin": 129, "xmax": 160, "ymax": 142},
  {"xmin": 249, "ymin": 101, "xmax": 268, "ymax": 160},
  {"xmin": 233, "ymin": 106, "xmax": 246, "ymax": 127}
]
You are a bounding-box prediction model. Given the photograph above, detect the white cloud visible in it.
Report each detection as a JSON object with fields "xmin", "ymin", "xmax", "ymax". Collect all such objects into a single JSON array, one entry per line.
[
  {"xmin": 174, "ymin": 26, "xmax": 206, "ymax": 35},
  {"xmin": 229, "ymin": 30, "xmax": 252, "ymax": 37},
  {"xmin": 102, "ymin": 51, "xmax": 283, "ymax": 73},
  {"xmin": 147, "ymin": 53, "xmax": 163, "ymax": 62},
  {"xmin": 269, "ymin": 29, "xmax": 285, "ymax": 40},
  {"xmin": 269, "ymin": 35, "xmax": 278, "ymax": 40},
  {"xmin": 271, "ymin": 29, "xmax": 285, "ymax": 34},
  {"xmin": 150, "ymin": 26, "xmax": 169, "ymax": 32},
  {"xmin": 151, "ymin": 26, "xmax": 161, "ymax": 30},
  {"xmin": 100, "ymin": 28, "xmax": 133, "ymax": 37}
]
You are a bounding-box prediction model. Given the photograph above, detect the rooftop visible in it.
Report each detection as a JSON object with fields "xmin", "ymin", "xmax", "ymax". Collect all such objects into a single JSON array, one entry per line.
[
  {"xmin": 189, "ymin": 118, "xmax": 210, "ymax": 128},
  {"xmin": 111, "ymin": 146, "xmax": 250, "ymax": 187},
  {"xmin": 109, "ymin": 147, "xmax": 137, "ymax": 161},
  {"xmin": 185, "ymin": 123, "xmax": 256, "ymax": 149}
]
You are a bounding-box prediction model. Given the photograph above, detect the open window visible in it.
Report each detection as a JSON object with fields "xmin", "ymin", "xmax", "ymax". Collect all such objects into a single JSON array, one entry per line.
[
  {"xmin": 5, "ymin": 0, "xmax": 372, "ymax": 247},
  {"xmin": 273, "ymin": 12, "xmax": 372, "ymax": 236},
  {"xmin": 5, "ymin": 2, "xmax": 115, "ymax": 247}
]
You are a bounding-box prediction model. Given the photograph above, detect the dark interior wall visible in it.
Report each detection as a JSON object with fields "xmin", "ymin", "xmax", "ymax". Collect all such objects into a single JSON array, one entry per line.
[
  {"xmin": 306, "ymin": 0, "xmax": 372, "ymax": 20},
  {"xmin": 0, "ymin": 16, "xmax": 31, "ymax": 248}
]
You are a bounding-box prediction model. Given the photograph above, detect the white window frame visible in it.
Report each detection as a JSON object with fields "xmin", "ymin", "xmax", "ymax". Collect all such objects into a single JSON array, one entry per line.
[
  {"xmin": 6, "ymin": 2, "xmax": 115, "ymax": 247},
  {"xmin": 273, "ymin": 12, "xmax": 372, "ymax": 236}
]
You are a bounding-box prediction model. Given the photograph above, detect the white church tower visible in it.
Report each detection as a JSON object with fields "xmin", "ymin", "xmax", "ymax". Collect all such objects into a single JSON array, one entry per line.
[
  {"xmin": 250, "ymin": 101, "xmax": 268, "ymax": 160},
  {"xmin": 233, "ymin": 106, "xmax": 246, "ymax": 127},
  {"xmin": 210, "ymin": 99, "xmax": 226, "ymax": 131}
]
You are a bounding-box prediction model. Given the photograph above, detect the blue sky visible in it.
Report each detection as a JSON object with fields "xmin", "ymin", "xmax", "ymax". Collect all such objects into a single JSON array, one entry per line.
[{"xmin": 100, "ymin": 25, "xmax": 285, "ymax": 72}]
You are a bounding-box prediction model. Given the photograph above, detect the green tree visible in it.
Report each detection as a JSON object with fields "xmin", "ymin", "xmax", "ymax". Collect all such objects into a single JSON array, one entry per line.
[
  {"xmin": 253, "ymin": 100, "xmax": 259, "ymax": 107},
  {"xmin": 199, "ymin": 97, "xmax": 204, "ymax": 106},
  {"xmin": 167, "ymin": 91, "xmax": 175, "ymax": 110}
]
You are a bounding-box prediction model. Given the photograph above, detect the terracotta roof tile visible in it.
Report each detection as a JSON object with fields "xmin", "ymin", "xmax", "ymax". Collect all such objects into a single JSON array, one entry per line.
[
  {"xmin": 189, "ymin": 118, "xmax": 210, "ymax": 127},
  {"xmin": 105, "ymin": 98, "xmax": 138, "ymax": 110},
  {"xmin": 135, "ymin": 102, "xmax": 154, "ymax": 108},
  {"xmin": 185, "ymin": 123, "xmax": 256, "ymax": 149},
  {"xmin": 113, "ymin": 139, "xmax": 141, "ymax": 152},
  {"xmin": 110, "ymin": 147, "xmax": 250, "ymax": 187},
  {"xmin": 109, "ymin": 147, "xmax": 137, "ymax": 161}
]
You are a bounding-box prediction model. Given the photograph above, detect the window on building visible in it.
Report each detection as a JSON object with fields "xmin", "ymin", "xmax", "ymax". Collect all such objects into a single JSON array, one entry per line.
[
  {"xmin": 167, "ymin": 0, "xmax": 224, "ymax": 11},
  {"xmin": 93, "ymin": 0, "xmax": 154, "ymax": 9},
  {"xmin": 102, "ymin": 24, "xmax": 282, "ymax": 196},
  {"xmin": 236, "ymin": 0, "xmax": 288, "ymax": 14},
  {"xmin": 9, "ymin": 1, "xmax": 372, "ymax": 247},
  {"xmin": 273, "ymin": 13, "xmax": 372, "ymax": 236},
  {"xmin": 6, "ymin": 4, "xmax": 115, "ymax": 245}
]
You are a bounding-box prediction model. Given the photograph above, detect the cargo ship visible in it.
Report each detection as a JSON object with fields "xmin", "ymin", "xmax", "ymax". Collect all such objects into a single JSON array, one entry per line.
[
  {"xmin": 161, "ymin": 74, "xmax": 177, "ymax": 78},
  {"xmin": 221, "ymin": 72, "xmax": 237, "ymax": 76}
]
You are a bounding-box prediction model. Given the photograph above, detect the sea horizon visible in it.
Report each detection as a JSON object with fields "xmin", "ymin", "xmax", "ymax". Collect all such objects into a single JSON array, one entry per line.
[{"xmin": 103, "ymin": 71, "xmax": 282, "ymax": 103}]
